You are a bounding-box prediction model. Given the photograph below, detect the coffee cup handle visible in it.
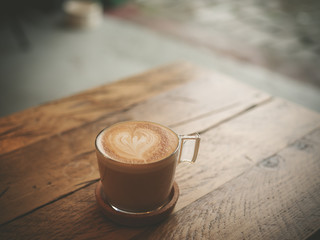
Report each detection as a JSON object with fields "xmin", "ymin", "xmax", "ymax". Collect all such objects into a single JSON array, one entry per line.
[{"xmin": 178, "ymin": 133, "xmax": 200, "ymax": 163}]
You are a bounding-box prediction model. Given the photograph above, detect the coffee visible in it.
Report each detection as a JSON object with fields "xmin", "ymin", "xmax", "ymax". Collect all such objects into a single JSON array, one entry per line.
[
  {"xmin": 96, "ymin": 121, "xmax": 179, "ymax": 212},
  {"xmin": 97, "ymin": 121, "xmax": 178, "ymax": 164}
]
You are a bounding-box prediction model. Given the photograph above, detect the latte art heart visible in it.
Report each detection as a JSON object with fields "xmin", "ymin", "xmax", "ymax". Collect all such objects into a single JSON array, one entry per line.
[
  {"xmin": 114, "ymin": 129, "xmax": 158, "ymax": 160},
  {"xmin": 98, "ymin": 121, "xmax": 179, "ymax": 164}
]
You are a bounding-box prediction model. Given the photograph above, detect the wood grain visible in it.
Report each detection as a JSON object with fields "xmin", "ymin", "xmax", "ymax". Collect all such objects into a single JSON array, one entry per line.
[
  {"xmin": 127, "ymin": 70, "xmax": 270, "ymax": 134},
  {"xmin": 0, "ymin": 182, "xmax": 144, "ymax": 240},
  {"xmin": 137, "ymin": 128, "xmax": 320, "ymax": 240},
  {"xmin": 0, "ymin": 65, "xmax": 270, "ymax": 225},
  {"xmin": 173, "ymin": 99, "xmax": 320, "ymax": 213},
  {"xmin": 1, "ymin": 99, "xmax": 319, "ymax": 240},
  {"xmin": 1, "ymin": 63, "xmax": 320, "ymax": 240},
  {"xmin": 0, "ymin": 62, "xmax": 199, "ymax": 155}
]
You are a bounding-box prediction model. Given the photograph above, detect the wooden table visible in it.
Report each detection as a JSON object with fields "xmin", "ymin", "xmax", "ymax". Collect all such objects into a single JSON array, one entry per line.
[{"xmin": 0, "ymin": 62, "xmax": 319, "ymax": 239}]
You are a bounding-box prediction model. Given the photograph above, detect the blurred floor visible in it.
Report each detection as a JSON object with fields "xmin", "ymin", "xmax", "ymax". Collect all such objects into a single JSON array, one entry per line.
[
  {"xmin": 0, "ymin": 0, "xmax": 320, "ymax": 117},
  {"xmin": 112, "ymin": 0, "xmax": 320, "ymax": 87}
]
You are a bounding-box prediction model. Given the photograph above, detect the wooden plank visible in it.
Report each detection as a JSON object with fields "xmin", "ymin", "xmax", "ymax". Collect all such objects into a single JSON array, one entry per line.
[
  {"xmin": 137, "ymin": 128, "xmax": 320, "ymax": 240},
  {"xmin": 0, "ymin": 62, "xmax": 199, "ymax": 155},
  {"xmin": 0, "ymin": 184, "xmax": 142, "ymax": 239},
  {"xmin": 127, "ymin": 70, "xmax": 271, "ymax": 134},
  {"xmin": 0, "ymin": 68, "xmax": 270, "ymax": 225},
  {"xmin": 172, "ymin": 99, "xmax": 320, "ymax": 214},
  {"xmin": 1, "ymin": 99, "xmax": 319, "ymax": 239},
  {"xmin": 0, "ymin": 183, "xmax": 143, "ymax": 240}
]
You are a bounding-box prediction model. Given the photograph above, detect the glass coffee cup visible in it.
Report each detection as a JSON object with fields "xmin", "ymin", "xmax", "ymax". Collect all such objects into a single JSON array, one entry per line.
[{"xmin": 95, "ymin": 121, "xmax": 200, "ymax": 214}]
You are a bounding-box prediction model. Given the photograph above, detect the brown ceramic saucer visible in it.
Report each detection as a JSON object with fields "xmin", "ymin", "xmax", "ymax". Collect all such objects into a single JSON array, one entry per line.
[{"xmin": 95, "ymin": 181, "xmax": 179, "ymax": 227}]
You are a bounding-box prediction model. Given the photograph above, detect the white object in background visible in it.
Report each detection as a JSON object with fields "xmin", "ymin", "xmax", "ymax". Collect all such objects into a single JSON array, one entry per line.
[{"xmin": 63, "ymin": 0, "xmax": 103, "ymax": 28}]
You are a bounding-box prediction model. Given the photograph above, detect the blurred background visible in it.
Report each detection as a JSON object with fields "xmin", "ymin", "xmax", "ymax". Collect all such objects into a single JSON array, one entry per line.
[{"xmin": 1, "ymin": 0, "xmax": 320, "ymax": 117}]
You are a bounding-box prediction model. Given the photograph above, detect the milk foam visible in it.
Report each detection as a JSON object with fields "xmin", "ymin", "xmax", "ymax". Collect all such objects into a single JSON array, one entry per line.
[{"xmin": 97, "ymin": 121, "xmax": 178, "ymax": 164}]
